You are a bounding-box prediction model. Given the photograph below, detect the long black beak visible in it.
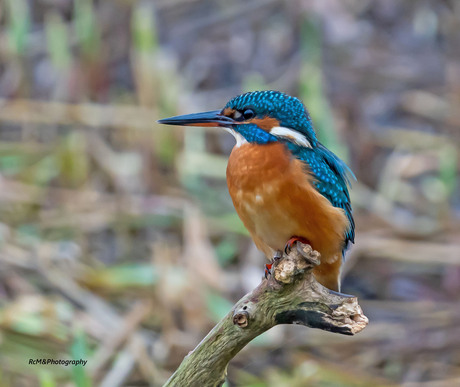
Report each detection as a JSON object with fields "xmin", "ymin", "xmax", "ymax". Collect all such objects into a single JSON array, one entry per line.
[{"xmin": 157, "ymin": 110, "xmax": 235, "ymax": 127}]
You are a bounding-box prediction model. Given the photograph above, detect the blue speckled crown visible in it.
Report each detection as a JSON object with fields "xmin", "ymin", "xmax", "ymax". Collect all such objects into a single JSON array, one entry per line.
[{"xmin": 225, "ymin": 90, "xmax": 317, "ymax": 146}]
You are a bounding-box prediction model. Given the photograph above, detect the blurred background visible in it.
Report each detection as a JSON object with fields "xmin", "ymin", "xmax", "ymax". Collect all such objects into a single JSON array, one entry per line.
[{"xmin": 0, "ymin": 0, "xmax": 459, "ymax": 386}]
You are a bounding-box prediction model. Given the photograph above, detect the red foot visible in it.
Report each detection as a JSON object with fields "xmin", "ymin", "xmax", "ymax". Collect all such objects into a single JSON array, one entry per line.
[
  {"xmin": 264, "ymin": 263, "xmax": 273, "ymax": 279},
  {"xmin": 264, "ymin": 252, "xmax": 283, "ymax": 279},
  {"xmin": 284, "ymin": 236, "xmax": 311, "ymax": 254}
]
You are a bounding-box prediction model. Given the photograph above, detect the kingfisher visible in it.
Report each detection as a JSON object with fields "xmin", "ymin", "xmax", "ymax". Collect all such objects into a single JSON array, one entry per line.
[{"xmin": 158, "ymin": 91, "xmax": 355, "ymax": 291}]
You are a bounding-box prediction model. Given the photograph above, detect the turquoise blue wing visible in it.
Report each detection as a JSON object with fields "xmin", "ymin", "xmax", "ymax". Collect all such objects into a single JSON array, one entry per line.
[{"xmin": 286, "ymin": 142, "xmax": 355, "ymax": 254}]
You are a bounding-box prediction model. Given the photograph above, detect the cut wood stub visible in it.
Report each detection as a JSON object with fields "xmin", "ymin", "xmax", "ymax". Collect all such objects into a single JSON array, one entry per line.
[{"xmin": 274, "ymin": 243, "xmax": 321, "ymax": 284}]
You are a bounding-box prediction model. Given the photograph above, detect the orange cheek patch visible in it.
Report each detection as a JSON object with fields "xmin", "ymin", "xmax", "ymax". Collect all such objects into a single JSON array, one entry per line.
[
  {"xmin": 249, "ymin": 117, "xmax": 280, "ymax": 131},
  {"xmin": 222, "ymin": 108, "xmax": 235, "ymax": 116}
]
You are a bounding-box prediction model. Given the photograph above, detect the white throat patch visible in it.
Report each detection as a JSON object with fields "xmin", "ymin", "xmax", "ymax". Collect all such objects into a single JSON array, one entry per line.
[
  {"xmin": 269, "ymin": 126, "xmax": 312, "ymax": 148},
  {"xmin": 223, "ymin": 127, "xmax": 248, "ymax": 147}
]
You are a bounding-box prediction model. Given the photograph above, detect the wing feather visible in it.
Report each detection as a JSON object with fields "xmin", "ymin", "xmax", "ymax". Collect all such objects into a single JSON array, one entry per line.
[{"xmin": 286, "ymin": 142, "xmax": 355, "ymax": 254}]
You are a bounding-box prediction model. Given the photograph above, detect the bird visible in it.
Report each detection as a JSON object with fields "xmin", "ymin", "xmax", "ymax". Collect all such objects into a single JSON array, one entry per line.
[{"xmin": 158, "ymin": 90, "xmax": 355, "ymax": 291}]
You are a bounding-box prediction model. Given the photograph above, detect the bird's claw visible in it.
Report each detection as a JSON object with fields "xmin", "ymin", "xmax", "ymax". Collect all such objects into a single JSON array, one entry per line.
[
  {"xmin": 284, "ymin": 236, "xmax": 311, "ymax": 255},
  {"xmin": 264, "ymin": 251, "xmax": 283, "ymax": 279},
  {"xmin": 264, "ymin": 263, "xmax": 273, "ymax": 279}
]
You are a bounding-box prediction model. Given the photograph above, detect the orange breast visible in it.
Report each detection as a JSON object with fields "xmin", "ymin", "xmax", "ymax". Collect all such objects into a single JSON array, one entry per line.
[{"xmin": 226, "ymin": 142, "xmax": 348, "ymax": 289}]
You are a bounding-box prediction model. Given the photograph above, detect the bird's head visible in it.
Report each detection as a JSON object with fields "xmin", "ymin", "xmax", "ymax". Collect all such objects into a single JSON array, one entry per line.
[{"xmin": 158, "ymin": 90, "xmax": 317, "ymax": 148}]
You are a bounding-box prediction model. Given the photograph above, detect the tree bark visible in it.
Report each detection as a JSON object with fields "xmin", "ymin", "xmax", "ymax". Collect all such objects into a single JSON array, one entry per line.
[{"xmin": 164, "ymin": 243, "xmax": 368, "ymax": 387}]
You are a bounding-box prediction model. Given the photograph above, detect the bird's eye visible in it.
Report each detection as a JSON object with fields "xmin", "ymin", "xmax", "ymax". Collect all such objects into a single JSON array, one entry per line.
[{"xmin": 243, "ymin": 109, "xmax": 255, "ymax": 120}]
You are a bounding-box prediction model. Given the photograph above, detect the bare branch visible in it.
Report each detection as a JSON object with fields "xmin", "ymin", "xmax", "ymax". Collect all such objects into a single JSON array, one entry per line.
[{"xmin": 164, "ymin": 243, "xmax": 368, "ymax": 387}]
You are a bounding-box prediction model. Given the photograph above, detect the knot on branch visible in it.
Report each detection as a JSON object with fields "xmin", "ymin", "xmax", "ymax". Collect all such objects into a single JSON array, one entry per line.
[{"xmin": 233, "ymin": 307, "xmax": 250, "ymax": 328}]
